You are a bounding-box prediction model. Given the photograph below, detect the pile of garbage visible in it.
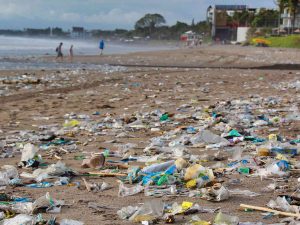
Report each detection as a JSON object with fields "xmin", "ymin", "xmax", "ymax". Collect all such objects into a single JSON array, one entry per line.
[
  {"xmin": 1, "ymin": 93, "xmax": 300, "ymax": 224},
  {"xmin": 0, "ymin": 66, "xmax": 126, "ymax": 97}
]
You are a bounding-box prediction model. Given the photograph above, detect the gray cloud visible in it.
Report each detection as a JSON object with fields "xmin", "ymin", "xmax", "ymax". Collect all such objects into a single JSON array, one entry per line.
[{"xmin": 0, "ymin": 0, "xmax": 276, "ymax": 30}]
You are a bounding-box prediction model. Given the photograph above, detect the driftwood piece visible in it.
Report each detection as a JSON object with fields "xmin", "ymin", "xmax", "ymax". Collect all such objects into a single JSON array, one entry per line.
[
  {"xmin": 240, "ymin": 204, "xmax": 300, "ymax": 218},
  {"xmin": 88, "ymin": 171, "xmax": 127, "ymax": 177}
]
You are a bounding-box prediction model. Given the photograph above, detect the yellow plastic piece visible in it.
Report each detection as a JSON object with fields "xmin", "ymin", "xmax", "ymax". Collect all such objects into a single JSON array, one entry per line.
[
  {"xmin": 268, "ymin": 134, "xmax": 277, "ymax": 141},
  {"xmin": 186, "ymin": 179, "xmax": 197, "ymax": 189},
  {"xmin": 63, "ymin": 120, "xmax": 80, "ymax": 127},
  {"xmin": 181, "ymin": 201, "xmax": 193, "ymax": 211}
]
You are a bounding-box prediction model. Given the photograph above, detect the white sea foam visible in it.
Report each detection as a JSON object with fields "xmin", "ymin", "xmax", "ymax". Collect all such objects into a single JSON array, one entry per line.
[
  {"xmin": 0, "ymin": 35, "xmax": 174, "ymax": 70},
  {"xmin": 0, "ymin": 35, "xmax": 172, "ymax": 57}
]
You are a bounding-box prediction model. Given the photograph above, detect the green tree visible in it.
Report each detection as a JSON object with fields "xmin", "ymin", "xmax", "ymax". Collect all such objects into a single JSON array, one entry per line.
[
  {"xmin": 251, "ymin": 9, "xmax": 279, "ymax": 27},
  {"xmin": 194, "ymin": 21, "xmax": 210, "ymax": 35},
  {"xmin": 52, "ymin": 27, "xmax": 64, "ymax": 36},
  {"xmin": 277, "ymin": 0, "xmax": 289, "ymax": 13},
  {"xmin": 135, "ymin": 13, "xmax": 166, "ymax": 36},
  {"xmin": 171, "ymin": 21, "xmax": 189, "ymax": 32},
  {"xmin": 232, "ymin": 11, "xmax": 255, "ymax": 26}
]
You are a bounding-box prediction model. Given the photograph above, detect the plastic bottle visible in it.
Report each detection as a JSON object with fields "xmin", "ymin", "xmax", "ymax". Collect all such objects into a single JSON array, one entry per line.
[
  {"xmin": 160, "ymin": 114, "xmax": 169, "ymax": 121},
  {"xmin": 184, "ymin": 164, "xmax": 206, "ymax": 181},
  {"xmin": 238, "ymin": 167, "xmax": 250, "ymax": 174},
  {"xmin": 118, "ymin": 182, "xmax": 144, "ymax": 197},
  {"xmin": 144, "ymin": 185, "xmax": 177, "ymax": 197},
  {"xmin": 270, "ymin": 147, "xmax": 298, "ymax": 156},
  {"xmin": 157, "ymin": 175, "xmax": 176, "ymax": 186},
  {"xmin": 141, "ymin": 160, "xmax": 175, "ymax": 174},
  {"xmin": 117, "ymin": 205, "xmax": 139, "ymax": 219}
]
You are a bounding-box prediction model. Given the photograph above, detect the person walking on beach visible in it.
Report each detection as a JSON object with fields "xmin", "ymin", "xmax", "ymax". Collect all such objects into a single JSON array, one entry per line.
[
  {"xmin": 56, "ymin": 42, "xmax": 63, "ymax": 61},
  {"xmin": 69, "ymin": 45, "xmax": 74, "ymax": 62},
  {"xmin": 99, "ymin": 40, "xmax": 104, "ymax": 55}
]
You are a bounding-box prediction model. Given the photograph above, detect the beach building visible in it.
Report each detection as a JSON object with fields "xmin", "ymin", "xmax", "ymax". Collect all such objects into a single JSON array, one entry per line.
[
  {"xmin": 180, "ymin": 31, "xmax": 202, "ymax": 46},
  {"xmin": 71, "ymin": 27, "xmax": 91, "ymax": 39},
  {"xmin": 207, "ymin": 5, "xmax": 257, "ymax": 42},
  {"xmin": 281, "ymin": 4, "xmax": 300, "ymax": 31}
]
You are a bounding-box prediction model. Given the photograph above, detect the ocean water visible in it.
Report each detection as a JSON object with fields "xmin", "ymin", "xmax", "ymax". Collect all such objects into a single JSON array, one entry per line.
[{"xmin": 0, "ymin": 35, "xmax": 173, "ymax": 70}]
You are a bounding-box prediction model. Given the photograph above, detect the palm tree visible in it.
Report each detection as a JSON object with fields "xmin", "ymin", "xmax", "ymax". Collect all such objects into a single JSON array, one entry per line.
[{"xmin": 277, "ymin": 0, "xmax": 289, "ymax": 12}]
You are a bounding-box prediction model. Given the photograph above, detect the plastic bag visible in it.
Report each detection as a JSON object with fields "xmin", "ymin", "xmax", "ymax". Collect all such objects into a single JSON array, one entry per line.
[
  {"xmin": 11, "ymin": 202, "xmax": 34, "ymax": 214},
  {"xmin": 229, "ymin": 189, "xmax": 260, "ymax": 197},
  {"xmin": 214, "ymin": 212, "xmax": 239, "ymax": 225},
  {"xmin": 2, "ymin": 214, "xmax": 33, "ymax": 225},
  {"xmin": 0, "ymin": 165, "xmax": 19, "ymax": 186},
  {"xmin": 129, "ymin": 200, "xmax": 164, "ymax": 222},
  {"xmin": 175, "ymin": 158, "xmax": 188, "ymax": 170},
  {"xmin": 141, "ymin": 160, "xmax": 174, "ymax": 174},
  {"xmin": 267, "ymin": 196, "xmax": 299, "ymax": 214},
  {"xmin": 20, "ymin": 161, "xmax": 72, "ymax": 182},
  {"xmin": 33, "ymin": 192, "xmax": 64, "ymax": 213},
  {"xmin": 60, "ymin": 219, "xmax": 84, "ymax": 225},
  {"xmin": 191, "ymin": 130, "xmax": 229, "ymax": 145},
  {"xmin": 201, "ymin": 185, "xmax": 230, "ymax": 202},
  {"xmin": 257, "ymin": 160, "xmax": 290, "ymax": 178},
  {"xmin": 184, "ymin": 164, "xmax": 214, "ymax": 183},
  {"xmin": 117, "ymin": 205, "xmax": 139, "ymax": 219},
  {"xmin": 21, "ymin": 143, "xmax": 39, "ymax": 162}
]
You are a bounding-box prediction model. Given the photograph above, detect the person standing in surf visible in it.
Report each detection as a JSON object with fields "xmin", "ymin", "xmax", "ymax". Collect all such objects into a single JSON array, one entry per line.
[
  {"xmin": 56, "ymin": 42, "xmax": 63, "ymax": 61},
  {"xmin": 99, "ymin": 40, "xmax": 104, "ymax": 55},
  {"xmin": 69, "ymin": 45, "xmax": 74, "ymax": 62}
]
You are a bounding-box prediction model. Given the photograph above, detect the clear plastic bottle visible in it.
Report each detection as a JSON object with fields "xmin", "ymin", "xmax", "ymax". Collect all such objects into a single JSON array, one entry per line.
[
  {"xmin": 141, "ymin": 160, "xmax": 175, "ymax": 174},
  {"xmin": 118, "ymin": 182, "xmax": 144, "ymax": 197}
]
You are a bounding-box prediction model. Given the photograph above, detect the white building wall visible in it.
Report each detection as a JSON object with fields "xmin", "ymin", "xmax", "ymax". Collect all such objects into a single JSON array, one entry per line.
[
  {"xmin": 237, "ymin": 27, "xmax": 249, "ymax": 42},
  {"xmin": 281, "ymin": 7, "xmax": 300, "ymax": 28}
]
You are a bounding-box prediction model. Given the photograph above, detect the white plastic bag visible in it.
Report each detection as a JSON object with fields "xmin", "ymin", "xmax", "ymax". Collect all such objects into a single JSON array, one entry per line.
[
  {"xmin": 2, "ymin": 214, "xmax": 33, "ymax": 225},
  {"xmin": 21, "ymin": 143, "xmax": 38, "ymax": 162},
  {"xmin": 60, "ymin": 219, "xmax": 84, "ymax": 225}
]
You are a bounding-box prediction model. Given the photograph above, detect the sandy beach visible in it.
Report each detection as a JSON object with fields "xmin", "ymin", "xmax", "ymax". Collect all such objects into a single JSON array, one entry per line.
[{"xmin": 1, "ymin": 45, "xmax": 300, "ymax": 224}]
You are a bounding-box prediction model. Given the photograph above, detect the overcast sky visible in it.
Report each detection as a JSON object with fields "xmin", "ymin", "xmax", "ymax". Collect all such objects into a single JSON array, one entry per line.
[{"xmin": 0, "ymin": 0, "xmax": 276, "ymax": 30}]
